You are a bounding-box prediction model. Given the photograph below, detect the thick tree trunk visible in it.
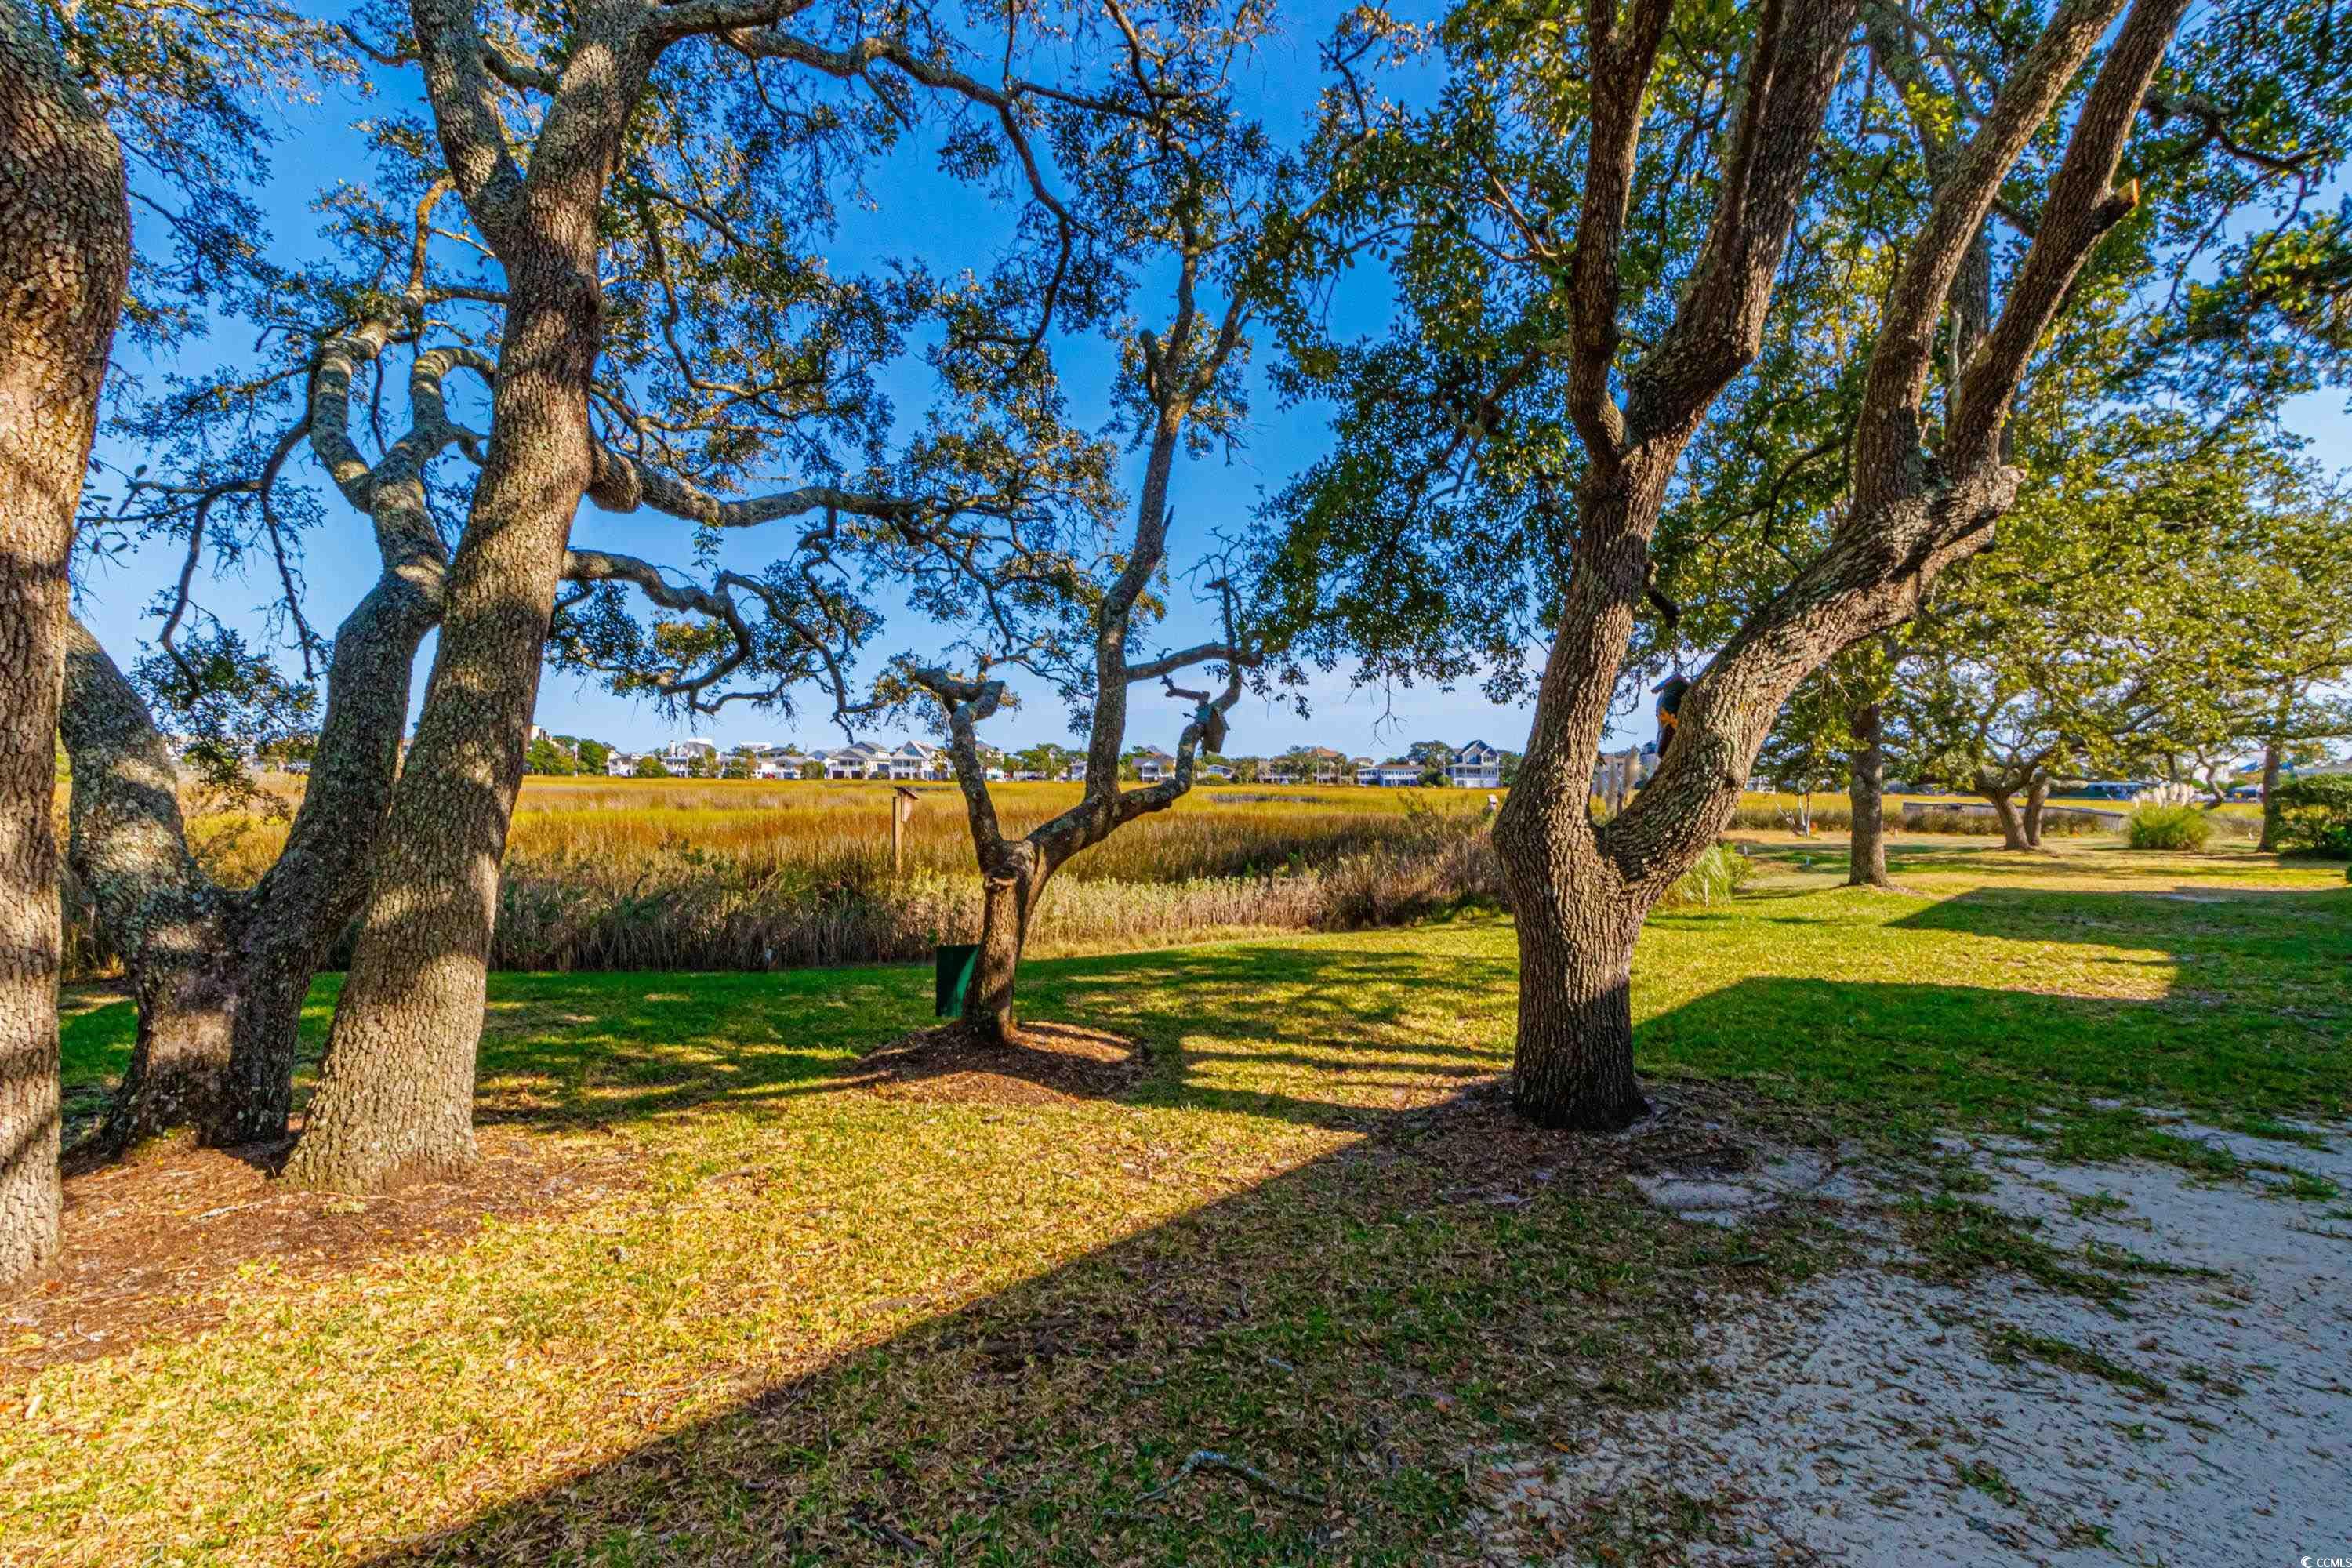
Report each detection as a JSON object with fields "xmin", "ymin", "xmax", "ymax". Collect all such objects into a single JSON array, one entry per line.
[
  {"xmin": 2258, "ymin": 735, "xmax": 2284, "ymax": 852},
  {"xmin": 1984, "ymin": 788, "xmax": 2029, "ymax": 851},
  {"xmin": 964, "ymin": 846, "xmax": 1061, "ymax": 1047},
  {"xmin": 1846, "ymin": 700, "xmax": 1888, "ymax": 887},
  {"xmin": 59, "ymin": 622, "xmax": 237, "ymax": 1155},
  {"xmin": 1493, "ymin": 461, "xmax": 1680, "ymax": 1131},
  {"xmin": 212, "ymin": 572, "xmax": 435, "ymax": 1145},
  {"xmin": 60, "ymin": 567, "xmax": 432, "ymax": 1155},
  {"xmin": 282, "ymin": 273, "xmax": 601, "ymax": 1191},
  {"xmin": 1499, "ymin": 857, "xmax": 1648, "ymax": 1131},
  {"xmin": 2022, "ymin": 775, "xmax": 2049, "ymax": 849},
  {"xmin": 0, "ymin": 0, "xmax": 128, "ymax": 1282}
]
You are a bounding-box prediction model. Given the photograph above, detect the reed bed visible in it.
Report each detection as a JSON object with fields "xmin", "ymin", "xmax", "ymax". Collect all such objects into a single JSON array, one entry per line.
[{"xmin": 66, "ymin": 779, "xmax": 1506, "ymax": 977}]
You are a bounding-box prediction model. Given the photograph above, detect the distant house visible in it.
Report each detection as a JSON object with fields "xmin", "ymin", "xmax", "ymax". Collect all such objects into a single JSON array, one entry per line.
[
  {"xmin": 883, "ymin": 741, "xmax": 938, "ymax": 781},
  {"xmin": 1134, "ymin": 746, "xmax": 1175, "ymax": 783},
  {"xmin": 754, "ymin": 748, "xmax": 815, "ymax": 779},
  {"xmin": 823, "ymin": 742, "xmax": 888, "ymax": 779},
  {"xmin": 606, "ymin": 751, "xmax": 641, "ymax": 777},
  {"xmin": 1363, "ymin": 759, "xmax": 1420, "ymax": 787},
  {"xmin": 662, "ymin": 737, "xmax": 720, "ymax": 768},
  {"xmin": 1449, "ymin": 739, "xmax": 1504, "ymax": 789},
  {"xmin": 1203, "ymin": 762, "xmax": 1235, "ymax": 781},
  {"xmin": 1065, "ymin": 760, "xmax": 1088, "ymax": 782},
  {"xmin": 1298, "ymin": 746, "xmax": 1349, "ymax": 785}
]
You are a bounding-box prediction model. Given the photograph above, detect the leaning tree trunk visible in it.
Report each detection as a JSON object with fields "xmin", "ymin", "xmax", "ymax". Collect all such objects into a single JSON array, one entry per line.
[
  {"xmin": 212, "ymin": 571, "xmax": 436, "ymax": 1144},
  {"xmin": 0, "ymin": 0, "xmax": 128, "ymax": 1282},
  {"xmin": 281, "ymin": 273, "xmax": 602, "ymax": 1192},
  {"xmin": 2022, "ymin": 775, "xmax": 2049, "ymax": 849},
  {"xmin": 60, "ymin": 560, "xmax": 432, "ymax": 1156},
  {"xmin": 1983, "ymin": 788, "xmax": 2029, "ymax": 851},
  {"xmin": 964, "ymin": 843, "xmax": 1064, "ymax": 1047},
  {"xmin": 59, "ymin": 621, "xmax": 238, "ymax": 1154},
  {"xmin": 1846, "ymin": 701, "xmax": 1888, "ymax": 887}
]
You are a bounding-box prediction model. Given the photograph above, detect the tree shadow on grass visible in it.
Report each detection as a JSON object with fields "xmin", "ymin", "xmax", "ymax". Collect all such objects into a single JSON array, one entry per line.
[
  {"xmin": 349, "ymin": 1074, "xmax": 1790, "ymax": 1568},
  {"xmin": 332, "ymin": 887, "xmax": 2352, "ymax": 1563},
  {"xmin": 56, "ymin": 935, "xmax": 1525, "ymax": 1145}
]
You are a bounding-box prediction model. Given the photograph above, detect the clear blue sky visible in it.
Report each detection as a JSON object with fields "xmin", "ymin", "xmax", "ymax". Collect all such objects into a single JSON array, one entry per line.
[{"xmin": 70, "ymin": 9, "xmax": 2349, "ymax": 764}]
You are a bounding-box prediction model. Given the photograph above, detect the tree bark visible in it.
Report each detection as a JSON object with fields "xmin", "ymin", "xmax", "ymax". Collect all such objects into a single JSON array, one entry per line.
[
  {"xmin": 0, "ymin": 0, "xmax": 128, "ymax": 1282},
  {"xmin": 57, "ymin": 621, "xmax": 234, "ymax": 1152},
  {"xmin": 1493, "ymin": 459, "xmax": 1685, "ymax": 1131},
  {"xmin": 1846, "ymin": 700, "xmax": 1888, "ymax": 886},
  {"xmin": 2022, "ymin": 774, "xmax": 2049, "ymax": 848},
  {"xmin": 964, "ymin": 844, "xmax": 1062, "ymax": 1046},
  {"xmin": 1984, "ymin": 787, "xmax": 2029, "ymax": 851},
  {"xmin": 275, "ymin": 0, "xmax": 660, "ymax": 1191},
  {"xmin": 1501, "ymin": 860, "xmax": 1648, "ymax": 1131},
  {"xmin": 281, "ymin": 276, "xmax": 601, "ymax": 1191},
  {"xmin": 2258, "ymin": 732, "xmax": 2284, "ymax": 852},
  {"xmin": 60, "ymin": 558, "xmax": 434, "ymax": 1156}
]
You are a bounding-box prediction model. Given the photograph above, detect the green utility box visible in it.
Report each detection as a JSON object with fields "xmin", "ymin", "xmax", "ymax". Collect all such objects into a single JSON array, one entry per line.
[{"xmin": 935, "ymin": 944, "xmax": 980, "ymax": 1018}]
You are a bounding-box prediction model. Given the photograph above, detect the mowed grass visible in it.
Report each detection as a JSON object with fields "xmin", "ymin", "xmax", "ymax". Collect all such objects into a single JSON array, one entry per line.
[{"xmin": 9, "ymin": 837, "xmax": 2347, "ymax": 1565}]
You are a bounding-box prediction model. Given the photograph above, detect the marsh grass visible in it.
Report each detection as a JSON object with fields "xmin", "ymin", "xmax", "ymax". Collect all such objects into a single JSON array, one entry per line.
[{"xmin": 67, "ymin": 779, "xmax": 1505, "ymax": 978}]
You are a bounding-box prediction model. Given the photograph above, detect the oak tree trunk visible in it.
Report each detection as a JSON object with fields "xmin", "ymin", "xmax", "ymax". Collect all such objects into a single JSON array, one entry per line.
[
  {"xmin": 1492, "ymin": 460, "xmax": 1676, "ymax": 1132},
  {"xmin": 1985, "ymin": 788, "xmax": 2029, "ymax": 851},
  {"xmin": 283, "ymin": 273, "xmax": 601, "ymax": 1192},
  {"xmin": 61, "ymin": 564, "xmax": 432, "ymax": 1156},
  {"xmin": 1498, "ymin": 854, "xmax": 1649, "ymax": 1131},
  {"xmin": 2258, "ymin": 735, "xmax": 2283, "ymax": 852},
  {"xmin": 965, "ymin": 846, "xmax": 1061, "ymax": 1047},
  {"xmin": 2022, "ymin": 775, "xmax": 2049, "ymax": 849},
  {"xmin": 1846, "ymin": 701, "xmax": 1888, "ymax": 887},
  {"xmin": 0, "ymin": 0, "xmax": 127, "ymax": 1281},
  {"xmin": 212, "ymin": 572, "xmax": 437, "ymax": 1145}
]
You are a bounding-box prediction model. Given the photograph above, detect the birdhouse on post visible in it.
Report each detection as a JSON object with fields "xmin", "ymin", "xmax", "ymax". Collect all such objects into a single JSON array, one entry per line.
[{"xmin": 891, "ymin": 786, "xmax": 919, "ymax": 877}]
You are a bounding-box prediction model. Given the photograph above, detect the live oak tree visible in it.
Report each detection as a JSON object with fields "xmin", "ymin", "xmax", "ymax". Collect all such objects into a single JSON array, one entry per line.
[
  {"xmin": 2190, "ymin": 480, "xmax": 2352, "ymax": 848},
  {"xmin": 1886, "ymin": 412, "xmax": 2325, "ymax": 848},
  {"xmin": 1261, "ymin": 0, "xmax": 2330, "ymax": 1129},
  {"xmin": 568, "ymin": 1, "xmax": 1358, "ymax": 1046},
  {"xmin": 0, "ymin": 0, "xmax": 128, "ymax": 1283},
  {"xmin": 68, "ymin": 0, "xmax": 1119, "ymax": 1186}
]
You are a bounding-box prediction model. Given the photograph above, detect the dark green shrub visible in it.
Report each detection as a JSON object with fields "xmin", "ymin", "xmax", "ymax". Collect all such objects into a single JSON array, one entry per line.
[
  {"xmin": 2125, "ymin": 803, "xmax": 2212, "ymax": 851},
  {"xmin": 2273, "ymin": 775, "xmax": 2352, "ymax": 858}
]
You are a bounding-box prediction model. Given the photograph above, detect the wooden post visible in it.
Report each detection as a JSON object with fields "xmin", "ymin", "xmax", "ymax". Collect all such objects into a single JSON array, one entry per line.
[{"xmin": 892, "ymin": 786, "xmax": 918, "ymax": 877}]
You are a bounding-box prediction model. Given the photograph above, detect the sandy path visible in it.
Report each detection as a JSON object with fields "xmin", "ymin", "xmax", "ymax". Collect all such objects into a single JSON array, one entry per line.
[{"xmin": 1469, "ymin": 1120, "xmax": 2352, "ymax": 1566}]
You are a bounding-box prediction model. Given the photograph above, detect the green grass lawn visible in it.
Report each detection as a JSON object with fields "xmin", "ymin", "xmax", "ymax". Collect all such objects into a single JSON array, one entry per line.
[{"xmin": 9, "ymin": 838, "xmax": 2347, "ymax": 1565}]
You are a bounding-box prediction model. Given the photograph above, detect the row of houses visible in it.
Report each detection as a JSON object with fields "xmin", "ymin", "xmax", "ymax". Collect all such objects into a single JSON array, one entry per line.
[
  {"xmin": 606, "ymin": 737, "xmax": 996, "ymax": 782},
  {"xmin": 597, "ymin": 737, "xmax": 1527, "ymax": 788}
]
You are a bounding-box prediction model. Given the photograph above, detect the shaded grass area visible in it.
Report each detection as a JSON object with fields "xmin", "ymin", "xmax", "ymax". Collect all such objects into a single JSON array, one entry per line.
[{"xmin": 10, "ymin": 842, "xmax": 2347, "ymax": 1565}]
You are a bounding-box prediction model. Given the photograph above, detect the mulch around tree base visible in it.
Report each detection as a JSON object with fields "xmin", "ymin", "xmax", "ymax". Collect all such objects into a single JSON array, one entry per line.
[
  {"xmin": 1, "ymin": 1131, "xmax": 637, "ymax": 1382},
  {"xmin": 849, "ymin": 1020, "xmax": 1150, "ymax": 1106}
]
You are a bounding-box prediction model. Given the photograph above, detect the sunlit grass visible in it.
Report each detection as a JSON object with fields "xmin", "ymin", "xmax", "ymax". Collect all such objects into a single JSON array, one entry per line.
[{"xmin": 11, "ymin": 840, "xmax": 2344, "ymax": 1563}]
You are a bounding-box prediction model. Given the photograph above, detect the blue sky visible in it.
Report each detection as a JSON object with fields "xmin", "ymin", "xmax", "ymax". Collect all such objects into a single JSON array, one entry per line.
[{"xmin": 69, "ymin": 7, "xmax": 2350, "ymax": 765}]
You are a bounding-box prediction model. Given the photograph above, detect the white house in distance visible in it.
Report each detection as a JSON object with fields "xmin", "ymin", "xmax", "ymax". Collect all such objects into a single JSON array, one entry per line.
[
  {"xmin": 662, "ymin": 736, "xmax": 720, "ymax": 768},
  {"xmin": 1449, "ymin": 739, "xmax": 1504, "ymax": 789},
  {"xmin": 823, "ymin": 742, "xmax": 888, "ymax": 779},
  {"xmin": 753, "ymin": 746, "xmax": 815, "ymax": 779},
  {"xmin": 1360, "ymin": 758, "xmax": 1421, "ymax": 787},
  {"xmin": 1134, "ymin": 746, "xmax": 1175, "ymax": 783}
]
